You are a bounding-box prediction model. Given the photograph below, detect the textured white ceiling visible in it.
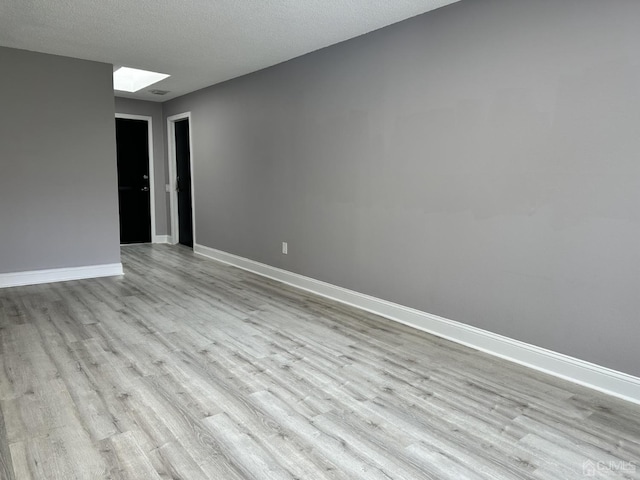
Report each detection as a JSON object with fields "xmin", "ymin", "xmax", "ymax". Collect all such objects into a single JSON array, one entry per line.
[{"xmin": 0, "ymin": 0, "xmax": 460, "ymax": 101}]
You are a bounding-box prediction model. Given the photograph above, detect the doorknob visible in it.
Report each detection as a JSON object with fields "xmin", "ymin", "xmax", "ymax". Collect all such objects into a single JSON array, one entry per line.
[{"xmin": 141, "ymin": 186, "xmax": 149, "ymax": 192}]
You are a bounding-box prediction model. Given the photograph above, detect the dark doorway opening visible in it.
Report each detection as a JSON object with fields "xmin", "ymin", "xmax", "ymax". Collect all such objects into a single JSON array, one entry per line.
[
  {"xmin": 116, "ymin": 118, "xmax": 151, "ymax": 244},
  {"xmin": 175, "ymin": 119, "xmax": 193, "ymax": 248}
]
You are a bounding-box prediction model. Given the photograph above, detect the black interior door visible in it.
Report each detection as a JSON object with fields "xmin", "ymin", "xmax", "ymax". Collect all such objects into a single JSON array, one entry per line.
[
  {"xmin": 175, "ymin": 119, "xmax": 193, "ymax": 247},
  {"xmin": 116, "ymin": 118, "xmax": 151, "ymax": 244}
]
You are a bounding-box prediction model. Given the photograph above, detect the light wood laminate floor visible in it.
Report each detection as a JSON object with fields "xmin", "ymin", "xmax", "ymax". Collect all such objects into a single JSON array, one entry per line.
[{"xmin": 0, "ymin": 245, "xmax": 639, "ymax": 479}]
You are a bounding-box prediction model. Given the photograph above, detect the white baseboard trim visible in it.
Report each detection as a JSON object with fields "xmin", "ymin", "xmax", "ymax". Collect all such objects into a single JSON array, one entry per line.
[
  {"xmin": 0, "ymin": 263, "xmax": 124, "ymax": 289},
  {"xmin": 194, "ymin": 243, "xmax": 640, "ymax": 405},
  {"xmin": 153, "ymin": 235, "xmax": 171, "ymax": 244}
]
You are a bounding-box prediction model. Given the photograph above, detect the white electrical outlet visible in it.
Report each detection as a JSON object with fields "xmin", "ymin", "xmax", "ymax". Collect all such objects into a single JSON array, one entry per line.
[{"xmin": 282, "ymin": 242, "xmax": 288, "ymax": 255}]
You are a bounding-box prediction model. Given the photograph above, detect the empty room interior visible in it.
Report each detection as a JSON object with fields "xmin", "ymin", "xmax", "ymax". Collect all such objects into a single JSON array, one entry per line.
[{"xmin": 1, "ymin": 0, "xmax": 640, "ymax": 478}]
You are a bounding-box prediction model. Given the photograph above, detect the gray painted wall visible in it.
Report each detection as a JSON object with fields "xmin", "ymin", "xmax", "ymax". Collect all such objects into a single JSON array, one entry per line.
[
  {"xmin": 114, "ymin": 97, "xmax": 170, "ymax": 236},
  {"xmin": 164, "ymin": 0, "xmax": 640, "ymax": 376},
  {"xmin": 0, "ymin": 47, "xmax": 121, "ymax": 273}
]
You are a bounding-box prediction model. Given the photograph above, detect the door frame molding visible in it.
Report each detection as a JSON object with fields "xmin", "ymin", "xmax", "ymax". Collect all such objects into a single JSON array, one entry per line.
[
  {"xmin": 115, "ymin": 113, "xmax": 158, "ymax": 243},
  {"xmin": 167, "ymin": 112, "xmax": 196, "ymax": 247}
]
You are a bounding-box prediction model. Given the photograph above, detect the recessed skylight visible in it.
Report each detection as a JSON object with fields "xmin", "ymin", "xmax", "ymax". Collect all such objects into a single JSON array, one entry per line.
[{"xmin": 113, "ymin": 67, "xmax": 170, "ymax": 93}]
